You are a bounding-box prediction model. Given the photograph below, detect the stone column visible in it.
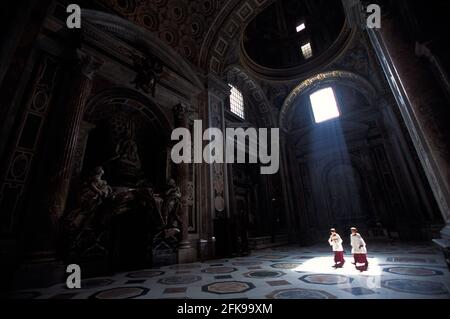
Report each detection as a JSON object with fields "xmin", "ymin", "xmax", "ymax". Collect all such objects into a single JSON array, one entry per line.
[
  {"xmin": 367, "ymin": 24, "xmax": 450, "ymax": 239},
  {"xmin": 195, "ymin": 90, "xmax": 215, "ymax": 260},
  {"xmin": 73, "ymin": 121, "xmax": 96, "ymax": 178},
  {"xmin": 47, "ymin": 50, "xmax": 102, "ymax": 228},
  {"xmin": 340, "ymin": 0, "xmax": 450, "ymax": 239},
  {"xmin": 206, "ymin": 75, "xmax": 231, "ymax": 258},
  {"xmin": 173, "ymin": 103, "xmax": 196, "ymax": 263}
]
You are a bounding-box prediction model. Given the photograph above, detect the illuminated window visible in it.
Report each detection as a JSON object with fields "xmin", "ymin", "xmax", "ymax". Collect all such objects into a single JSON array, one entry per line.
[
  {"xmin": 229, "ymin": 84, "xmax": 245, "ymax": 119},
  {"xmin": 309, "ymin": 87, "xmax": 340, "ymax": 123},
  {"xmin": 296, "ymin": 22, "xmax": 306, "ymax": 32},
  {"xmin": 301, "ymin": 42, "xmax": 313, "ymax": 59}
]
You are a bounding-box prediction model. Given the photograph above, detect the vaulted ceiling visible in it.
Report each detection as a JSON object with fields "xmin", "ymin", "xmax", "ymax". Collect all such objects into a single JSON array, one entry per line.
[{"xmin": 97, "ymin": 0, "xmax": 228, "ymax": 66}]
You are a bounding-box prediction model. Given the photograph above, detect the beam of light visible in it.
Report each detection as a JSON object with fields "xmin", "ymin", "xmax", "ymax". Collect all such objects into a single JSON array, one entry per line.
[{"xmin": 304, "ymin": 86, "xmax": 366, "ymax": 234}]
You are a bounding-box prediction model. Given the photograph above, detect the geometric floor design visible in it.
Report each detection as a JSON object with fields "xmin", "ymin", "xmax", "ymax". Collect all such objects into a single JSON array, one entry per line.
[{"xmin": 8, "ymin": 242, "xmax": 450, "ymax": 299}]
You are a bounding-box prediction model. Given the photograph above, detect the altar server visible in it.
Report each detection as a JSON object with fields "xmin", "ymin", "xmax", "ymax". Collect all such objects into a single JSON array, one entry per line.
[
  {"xmin": 328, "ymin": 228, "xmax": 345, "ymax": 268},
  {"xmin": 350, "ymin": 227, "xmax": 369, "ymax": 272}
]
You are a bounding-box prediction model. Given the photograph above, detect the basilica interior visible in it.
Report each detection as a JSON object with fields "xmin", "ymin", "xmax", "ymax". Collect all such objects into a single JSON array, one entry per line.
[{"xmin": 1, "ymin": 0, "xmax": 450, "ymax": 299}]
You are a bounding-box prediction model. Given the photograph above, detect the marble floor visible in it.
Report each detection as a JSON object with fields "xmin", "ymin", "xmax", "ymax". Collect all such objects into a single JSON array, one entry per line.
[{"xmin": 9, "ymin": 242, "xmax": 450, "ymax": 299}]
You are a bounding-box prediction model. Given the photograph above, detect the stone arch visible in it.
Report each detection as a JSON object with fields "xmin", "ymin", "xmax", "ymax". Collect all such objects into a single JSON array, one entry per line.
[
  {"xmin": 279, "ymin": 70, "xmax": 378, "ymax": 132},
  {"xmin": 82, "ymin": 9, "xmax": 203, "ymax": 89},
  {"xmin": 82, "ymin": 88, "xmax": 173, "ymax": 188},
  {"xmin": 85, "ymin": 87, "xmax": 173, "ymax": 141},
  {"xmin": 224, "ymin": 65, "xmax": 275, "ymax": 127}
]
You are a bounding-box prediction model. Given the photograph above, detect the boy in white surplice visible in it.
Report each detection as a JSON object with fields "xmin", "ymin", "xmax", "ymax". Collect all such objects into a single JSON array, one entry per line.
[
  {"xmin": 328, "ymin": 228, "xmax": 345, "ymax": 268},
  {"xmin": 350, "ymin": 227, "xmax": 369, "ymax": 272}
]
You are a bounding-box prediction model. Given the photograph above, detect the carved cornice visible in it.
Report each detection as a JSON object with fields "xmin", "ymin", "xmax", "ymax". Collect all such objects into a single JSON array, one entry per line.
[{"xmin": 77, "ymin": 50, "xmax": 104, "ymax": 80}]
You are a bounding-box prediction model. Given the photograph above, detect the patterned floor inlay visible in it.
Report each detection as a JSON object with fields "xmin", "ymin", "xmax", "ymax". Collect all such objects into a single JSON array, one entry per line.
[
  {"xmin": 383, "ymin": 267, "xmax": 443, "ymax": 276},
  {"xmin": 127, "ymin": 270, "xmax": 165, "ymax": 278},
  {"xmin": 126, "ymin": 279, "xmax": 146, "ymax": 284},
  {"xmin": 163, "ymin": 287, "xmax": 187, "ymax": 294},
  {"xmin": 202, "ymin": 267, "xmax": 237, "ymax": 274},
  {"xmin": 299, "ymin": 274, "xmax": 353, "ymax": 285},
  {"xmin": 386, "ymin": 257, "xmax": 437, "ymax": 264},
  {"xmin": 90, "ymin": 287, "xmax": 149, "ymax": 299},
  {"xmin": 244, "ymin": 270, "xmax": 286, "ymax": 279},
  {"xmin": 271, "ymin": 263, "xmax": 302, "ymax": 269},
  {"xmin": 11, "ymin": 243, "xmax": 450, "ymax": 299},
  {"xmin": 169, "ymin": 264, "xmax": 202, "ymax": 270},
  {"xmin": 204, "ymin": 259, "xmax": 229, "ymax": 264},
  {"xmin": 266, "ymin": 280, "xmax": 291, "ymax": 287},
  {"xmin": 408, "ymin": 250, "xmax": 438, "ymax": 255},
  {"xmin": 382, "ymin": 279, "xmax": 449, "ymax": 295},
  {"xmin": 267, "ymin": 288, "xmax": 337, "ymax": 299},
  {"xmin": 158, "ymin": 275, "xmax": 202, "ymax": 285},
  {"xmin": 202, "ymin": 281, "xmax": 255, "ymax": 294},
  {"xmin": 257, "ymin": 255, "xmax": 288, "ymax": 260},
  {"xmin": 341, "ymin": 287, "xmax": 376, "ymax": 296},
  {"xmin": 232, "ymin": 261, "xmax": 263, "ymax": 266},
  {"xmin": 215, "ymin": 275, "xmax": 233, "ymax": 280},
  {"xmin": 79, "ymin": 278, "xmax": 114, "ymax": 289}
]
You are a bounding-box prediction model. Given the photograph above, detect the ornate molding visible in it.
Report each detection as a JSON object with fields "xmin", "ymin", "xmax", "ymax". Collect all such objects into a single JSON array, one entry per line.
[
  {"xmin": 82, "ymin": 9, "xmax": 204, "ymax": 89},
  {"xmin": 201, "ymin": 0, "xmax": 276, "ymax": 73},
  {"xmin": 77, "ymin": 50, "xmax": 103, "ymax": 80}
]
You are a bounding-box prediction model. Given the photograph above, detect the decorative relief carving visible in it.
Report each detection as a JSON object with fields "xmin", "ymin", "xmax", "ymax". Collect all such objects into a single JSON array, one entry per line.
[
  {"xmin": 77, "ymin": 50, "xmax": 103, "ymax": 79},
  {"xmin": 131, "ymin": 54, "xmax": 163, "ymax": 97},
  {"xmin": 97, "ymin": 0, "xmax": 225, "ymax": 64},
  {"xmin": 8, "ymin": 152, "xmax": 32, "ymax": 182},
  {"xmin": 201, "ymin": 0, "xmax": 275, "ymax": 73},
  {"xmin": 0, "ymin": 54, "xmax": 60, "ymax": 233},
  {"xmin": 186, "ymin": 181, "xmax": 194, "ymax": 206}
]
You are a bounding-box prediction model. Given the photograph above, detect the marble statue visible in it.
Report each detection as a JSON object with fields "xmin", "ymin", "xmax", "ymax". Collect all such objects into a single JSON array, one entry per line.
[
  {"xmin": 66, "ymin": 166, "xmax": 112, "ymax": 232},
  {"xmin": 131, "ymin": 54, "xmax": 163, "ymax": 97},
  {"xmin": 163, "ymin": 178, "xmax": 182, "ymax": 228}
]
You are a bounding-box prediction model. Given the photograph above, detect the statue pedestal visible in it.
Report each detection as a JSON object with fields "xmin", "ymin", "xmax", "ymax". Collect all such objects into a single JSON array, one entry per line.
[
  {"xmin": 11, "ymin": 252, "xmax": 66, "ymax": 290},
  {"xmin": 177, "ymin": 242, "xmax": 197, "ymax": 264},
  {"xmin": 440, "ymin": 221, "xmax": 450, "ymax": 240},
  {"xmin": 198, "ymin": 238, "xmax": 216, "ymax": 261}
]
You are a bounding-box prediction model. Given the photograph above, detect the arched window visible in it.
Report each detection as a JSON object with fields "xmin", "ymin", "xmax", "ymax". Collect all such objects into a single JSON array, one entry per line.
[
  {"xmin": 309, "ymin": 87, "xmax": 340, "ymax": 123},
  {"xmin": 229, "ymin": 84, "xmax": 245, "ymax": 119}
]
